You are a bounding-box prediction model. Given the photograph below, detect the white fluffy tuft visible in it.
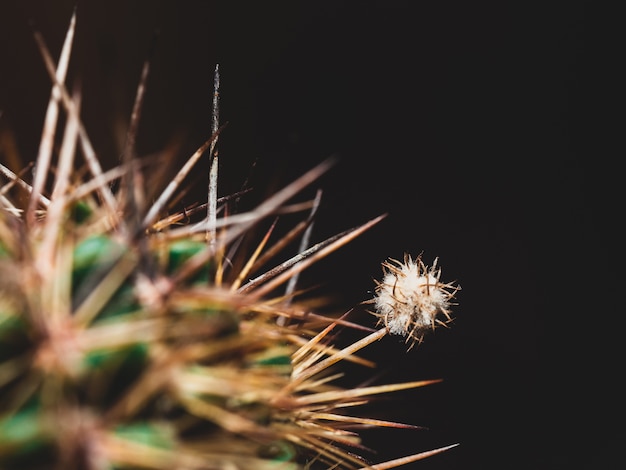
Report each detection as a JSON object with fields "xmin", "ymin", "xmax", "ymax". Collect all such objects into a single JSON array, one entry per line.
[{"xmin": 372, "ymin": 254, "xmax": 458, "ymax": 349}]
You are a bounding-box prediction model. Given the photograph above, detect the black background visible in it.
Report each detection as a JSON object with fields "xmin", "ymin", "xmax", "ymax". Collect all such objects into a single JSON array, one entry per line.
[{"xmin": 1, "ymin": 1, "xmax": 623, "ymax": 469}]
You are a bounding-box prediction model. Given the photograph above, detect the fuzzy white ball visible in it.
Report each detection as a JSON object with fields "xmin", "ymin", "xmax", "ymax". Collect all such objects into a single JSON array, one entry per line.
[{"xmin": 372, "ymin": 254, "xmax": 458, "ymax": 348}]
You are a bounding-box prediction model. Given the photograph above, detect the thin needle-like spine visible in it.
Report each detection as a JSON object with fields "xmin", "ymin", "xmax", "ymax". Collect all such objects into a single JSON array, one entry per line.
[
  {"xmin": 358, "ymin": 444, "xmax": 460, "ymax": 470},
  {"xmin": 206, "ymin": 64, "xmax": 220, "ymax": 245},
  {"xmin": 294, "ymin": 377, "xmax": 442, "ymax": 406},
  {"xmin": 121, "ymin": 33, "xmax": 155, "ymax": 237},
  {"xmin": 280, "ymin": 189, "xmax": 322, "ymax": 315},
  {"xmin": 27, "ymin": 9, "xmax": 76, "ymax": 226},
  {"xmin": 229, "ymin": 217, "xmax": 278, "ymax": 291},
  {"xmin": 32, "ymin": 28, "xmax": 119, "ymax": 219},
  {"xmin": 38, "ymin": 80, "xmax": 81, "ymax": 279}
]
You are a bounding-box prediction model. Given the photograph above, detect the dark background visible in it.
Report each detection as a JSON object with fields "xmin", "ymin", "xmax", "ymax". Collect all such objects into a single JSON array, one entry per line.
[{"xmin": 1, "ymin": 1, "xmax": 623, "ymax": 469}]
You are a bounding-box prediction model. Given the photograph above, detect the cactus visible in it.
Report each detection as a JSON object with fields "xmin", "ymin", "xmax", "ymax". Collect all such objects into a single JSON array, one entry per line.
[{"xmin": 0, "ymin": 10, "xmax": 459, "ymax": 470}]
